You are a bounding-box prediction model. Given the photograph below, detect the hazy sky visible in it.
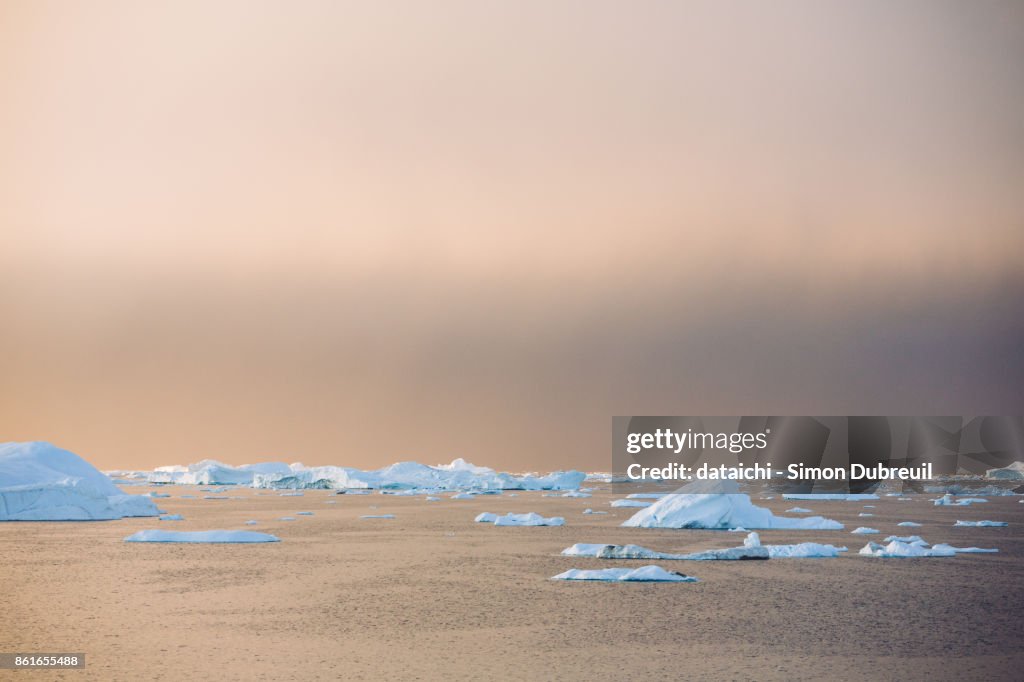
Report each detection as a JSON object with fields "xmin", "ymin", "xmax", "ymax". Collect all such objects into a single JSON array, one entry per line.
[{"xmin": 2, "ymin": 1, "xmax": 1022, "ymax": 471}]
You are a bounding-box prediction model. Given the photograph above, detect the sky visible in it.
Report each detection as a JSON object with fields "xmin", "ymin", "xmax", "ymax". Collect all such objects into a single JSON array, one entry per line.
[{"xmin": 1, "ymin": 1, "xmax": 1022, "ymax": 472}]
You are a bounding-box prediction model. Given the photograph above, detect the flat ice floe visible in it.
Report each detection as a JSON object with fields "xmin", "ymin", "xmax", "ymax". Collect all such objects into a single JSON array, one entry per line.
[
  {"xmin": 782, "ymin": 493, "xmax": 880, "ymax": 501},
  {"xmin": 475, "ymin": 512, "xmax": 564, "ymax": 526},
  {"xmin": 897, "ymin": 521, "xmax": 922, "ymax": 527},
  {"xmin": 360, "ymin": 514, "xmax": 395, "ymax": 519},
  {"xmin": 859, "ymin": 540, "xmax": 955, "ymax": 558},
  {"xmin": 0, "ymin": 442, "xmax": 160, "ymax": 521},
  {"xmin": 551, "ymin": 565, "xmax": 697, "ymax": 582},
  {"xmin": 611, "ymin": 499, "xmax": 652, "ymax": 508},
  {"xmin": 851, "ymin": 527, "xmax": 879, "ymax": 534},
  {"xmin": 786, "ymin": 507, "xmax": 812, "ymax": 513},
  {"xmin": 621, "ymin": 493, "xmax": 843, "ymax": 530},
  {"xmin": 954, "ymin": 520, "xmax": 1007, "ymax": 527},
  {"xmin": 933, "ymin": 494, "xmax": 987, "ymax": 506},
  {"xmin": 125, "ymin": 530, "xmax": 280, "ymax": 543},
  {"xmin": 159, "ymin": 514, "xmax": 184, "ymax": 521},
  {"xmin": 582, "ymin": 509, "xmax": 608, "ymax": 514},
  {"xmin": 562, "ymin": 532, "xmax": 843, "ymax": 560}
]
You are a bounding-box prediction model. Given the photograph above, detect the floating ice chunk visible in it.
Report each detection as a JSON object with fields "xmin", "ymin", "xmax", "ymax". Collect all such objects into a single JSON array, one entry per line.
[
  {"xmin": 0, "ymin": 441, "xmax": 161, "ymax": 521},
  {"xmin": 851, "ymin": 527, "xmax": 879, "ymax": 534},
  {"xmin": 146, "ymin": 492, "xmax": 171, "ymax": 498},
  {"xmin": 425, "ymin": 496, "xmax": 441, "ymax": 501},
  {"xmin": 884, "ymin": 535, "xmax": 927, "ymax": 545},
  {"xmin": 626, "ymin": 493, "xmax": 668, "ymax": 500},
  {"xmin": 159, "ymin": 514, "xmax": 184, "ymax": 521},
  {"xmin": 244, "ymin": 520, "xmax": 258, "ymax": 525},
  {"xmin": 560, "ymin": 542, "xmax": 766, "ymax": 560},
  {"xmin": 858, "ymin": 513, "xmax": 874, "ymax": 517},
  {"xmin": 954, "ymin": 520, "xmax": 1007, "ymax": 527},
  {"xmin": 583, "ymin": 509, "xmax": 608, "ymax": 515},
  {"xmin": 863, "ymin": 505, "xmax": 875, "ymax": 508},
  {"xmin": 786, "ymin": 507, "xmax": 813, "ymax": 513},
  {"xmin": 859, "ymin": 540, "xmax": 955, "ymax": 557},
  {"xmin": 986, "ymin": 461, "xmax": 1024, "ymax": 480},
  {"xmin": 933, "ymin": 494, "xmax": 987, "ymax": 506},
  {"xmin": 124, "ymin": 530, "xmax": 279, "ymax": 543},
  {"xmin": 279, "ymin": 517, "xmax": 295, "ymax": 521},
  {"xmin": 361, "ymin": 514, "xmax": 395, "ymax": 519},
  {"xmin": 475, "ymin": 512, "xmax": 564, "ymax": 526},
  {"xmin": 765, "ymin": 542, "xmax": 846, "ymax": 558},
  {"xmin": 280, "ymin": 492, "xmax": 304, "ymax": 497},
  {"xmin": 180, "ymin": 495, "xmax": 196, "ymax": 499},
  {"xmin": 611, "ymin": 499, "xmax": 653, "ymax": 508},
  {"xmin": 203, "ymin": 496, "xmax": 228, "ymax": 500},
  {"xmin": 897, "ymin": 521, "xmax": 922, "ymax": 527},
  {"xmin": 783, "ymin": 493, "xmax": 879, "ymax": 501},
  {"xmin": 622, "ymin": 494, "xmax": 843, "ymax": 530},
  {"xmin": 931, "ymin": 544, "xmax": 998, "ymax": 553},
  {"xmin": 450, "ymin": 493, "xmax": 475, "ymax": 500},
  {"xmin": 562, "ymin": 491, "xmax": 591, "ymax": 498},
  {"xmin": 551, "ymin": 565, "xmax": 697, "ymax": 582},
  {"xmin": 296, "ymin": 511, "xmax": 313, "ymax": 516}
]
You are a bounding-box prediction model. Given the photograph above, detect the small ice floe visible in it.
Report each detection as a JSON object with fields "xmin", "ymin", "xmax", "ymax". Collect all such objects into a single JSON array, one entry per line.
[
  {"xmin": 885, "ymin": 535, "xmax": 926, "ymax": 544},
  {"xmin": 863, "ymin": 505, "xmax": 875, "ymax": 508},
  {"xmin": 551, "ymin": 566, "xmax": 697, "ymax": 582},
  {"xmin": 936, "ymin": 545, "xmax": 998, "ymax": 553},
  {"xmin": 159, "ymin": 514, "xmax": 184, "ymax": 521},
  {"xmin": 296, "ymin": 511, "xmax": 313, "ymax": 516},
  {"xmin": 280, "ymin": 492, "xmax": 304, "ymax": 497},
  {"xmin": 324, "ymin": 500, "xmax": 337, "ymax": 504},
  {"xmin": 562, "ymin": 491, "xmax": 591, "ymax": 498},
  {"xmin": 425, "ymin": 496, "xmax": 441, "ymax": 501},
  {"xmin": 450, "ymin": 493, "xmax": 475, "ymax": 500},
  {"xmin": 361, "ymin": 514, "xmax": 395, "ymax": 519},
  {"xmin": 146, "ymin": 492, "xmax": 171, "ymax": 498},
  {"xmin": 954, "ymin": 520, "xmax": 1007, "ymax": 527},
  {"xmin": 786, "ymin": 507, "xmax": 813, "ymax": 513},
  {"xmin": 851, "ymin": 527, "xmax": 879, "ymax": 534},
  {"xmin": 626, "ymin": 493, "xmax": 668, "ymax": 500},
  {"xmin": 124, "ymin": 530, "xmax": 279, "ymax": 543},
  {"xmin": 279, "ymin": 517, "xmax": 296, "ymax": 521},
  {"xmin": 203, "ymin": 496, "xmax": 228, "ymax": 500},
  {"xmin": 933, "ymin": 494, "xmax": 987, "ymax": 506},
  {"xmin": 610, "ymin": 499, "xmax": 652, "ymax": 508},
  {"xmin": 858, "ymin": 513, "xmax": 874, "ymax": 517},
  {"xmin": 859, "ymin": 540, "xmax": 955, "ymax": 558},
  {"xmin": 245, "ymin": 520, "xmax": 258, "ymax": 525},
  {"xmin": 897, "ymin": 521, "xmax": 922, "ymax": 527},
  {"xmin": 623, "ymin": 494, "xmax": 842, "ymax": 530},
  {"xmin": 582, "ymin": 509, "xmax": 608, "ymax": 515},
  {"xmin": 180, "ymin": 495, "xmax": 196, "ymax": 499},
  {"xmin": 475, "ymin": 512, "xmax": 564, "ymax": 526},
  {"xmin": 561, "ymin": 541, "xmax": 766, "ymax": 561},
  {"xmin": 783, "ymin": 493, "xmax": 880, "ymax": 501}
]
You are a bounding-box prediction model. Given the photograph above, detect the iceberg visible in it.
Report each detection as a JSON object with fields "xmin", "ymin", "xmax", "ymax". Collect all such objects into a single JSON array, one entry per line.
[
  {"xmin": 986, "ymin": 461, "xmax": 1024, "ymax": 480},
  {"xmin": 158, "ymin": 514, "xmax": 184, "ymax": 521},
  {"xmin": 897, "ymin": 521, "xmax": 922, "ymax": 527},
  {"xmin": 249, "ymin": 459, "xmax": 586, "ymax": 492},
  {"xmin": 475, "ymin": 512, "xmax": 564, "ymax": 526},
  {"xmin": 786, "ymin": 507, "xmax": 813, "ymax": 513},
  {"xmin": 933, "ymin": 494, "xmax": 986, "ymax": 506},
  {"xmin": 551, "ymin": 566, "xmax": 697, "ymax": 582},
  {"xmin": 621, "ymin": 494, "xmax": 843, "ymax": 530},
  {"xmin": 0, "ymin": 442, "xmax": 160, "ymax": 521},
  {"xmin": 954, "ymin": 520, "xmax": 1007, "ymax": 527},
  {"xmin": 124, "ymin": 530, "xmax": 280, "ymax": 543},
  {"xmin": 147, "ymin": 460, "xmax": 292, "ymax": 485},
  {"xmin": 360, "ymin": 514, "xmax": 395, "ymax": 519},
  {"xmin": 582, "ymin": 509, "xmax": 608, "ymax": 515},
  {"xmin": 851, "ymin": 527, "xmax": 879, "ymax": 534}
]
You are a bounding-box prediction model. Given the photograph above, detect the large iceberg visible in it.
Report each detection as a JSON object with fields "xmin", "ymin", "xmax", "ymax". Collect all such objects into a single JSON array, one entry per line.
[
  {"xmin": 0, "ymin": 442, "xmax": 160, "ymax": 521},
  {"xmin": 986, "ymin": 461, "xmax": 1024, "ymax": 480},
  {"xmin": 621, "ymin": 493, "xmax": 843, "ymax": 530},
  {"xmin": 147, "ymin": 460, "xmax": 292, "ymax": 485},
  {"xmin": 249, "ymin": 459, "xmax": 585, "ymax": 492}
]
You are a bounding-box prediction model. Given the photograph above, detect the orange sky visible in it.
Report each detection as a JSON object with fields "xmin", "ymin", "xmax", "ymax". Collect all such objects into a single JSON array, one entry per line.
[{"xmin": 2, "ymin": 1, "xmax": 1022, "ymax": 471}]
